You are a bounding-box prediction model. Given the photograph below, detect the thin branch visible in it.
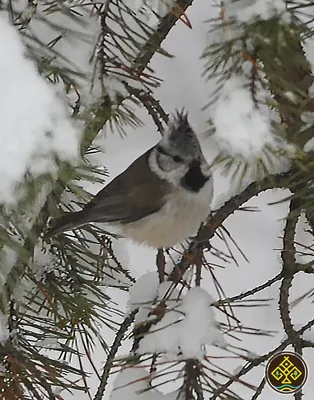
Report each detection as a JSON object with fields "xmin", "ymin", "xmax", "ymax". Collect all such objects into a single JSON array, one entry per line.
[
  {"xmin": 184, "ymin": 359, "xmax": 204, "ymax": 400},
  {"xmin": 124, "ymin": 84, "xmax": 169, "ymax": 133},
  {"xmin": 250, "ymin": 378, "xmax": 266, "ymax": 400},
  {"xmin": 93, "ymin": 310, "xmax": 137, "ymax": 400},
  {"xmin": 133, "ymin": 0, "xmax": 195, "ymax": 70},
  {"xmin": 156, "ymin": 248, "xmax": 165, "ymax": 283},
  {"xmin": 213, "ymin": 271, "xmax": 283, "ymax": 306},
  {"xmin": 279, "ymin": 198, "xmax": 302, "ymax": 353}
]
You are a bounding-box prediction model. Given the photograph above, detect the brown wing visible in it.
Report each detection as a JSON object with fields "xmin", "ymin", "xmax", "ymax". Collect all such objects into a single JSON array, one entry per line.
[{"xmin": 82, "ymin": 147, "xmax": 172, "ymax": 224}]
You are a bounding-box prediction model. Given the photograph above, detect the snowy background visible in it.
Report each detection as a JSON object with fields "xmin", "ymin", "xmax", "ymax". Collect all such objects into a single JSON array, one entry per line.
[{"xmin": 1, "ymin": 0, "xmax": 314, "ymax": 399}]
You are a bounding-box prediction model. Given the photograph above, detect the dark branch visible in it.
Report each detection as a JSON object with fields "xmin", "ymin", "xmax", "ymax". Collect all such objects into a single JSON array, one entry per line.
[
  {"xmin": 279, "ymin": 199, "xmax": 302, "ymax": 353},
  {"xmin": 93, "ymin": 310, "xmax": 137, "ymax": 400}
]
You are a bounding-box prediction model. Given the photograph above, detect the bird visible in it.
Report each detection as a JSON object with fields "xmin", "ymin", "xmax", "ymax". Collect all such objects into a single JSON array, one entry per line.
[{"xmin": 46, "ymin": 109, "xmax": 213, "ymax": 248}]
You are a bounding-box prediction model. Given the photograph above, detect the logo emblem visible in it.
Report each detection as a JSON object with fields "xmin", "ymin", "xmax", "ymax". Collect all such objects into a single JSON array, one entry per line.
[{"xmin": 265, "ymin": 352, "xmax": 308, "ymax": 394}]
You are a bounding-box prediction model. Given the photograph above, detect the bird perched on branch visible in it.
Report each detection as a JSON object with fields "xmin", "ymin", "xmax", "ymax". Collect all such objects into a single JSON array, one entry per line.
[{"xmin": 46, "ymin": 110, "xmax": 213, "ymax": 248}]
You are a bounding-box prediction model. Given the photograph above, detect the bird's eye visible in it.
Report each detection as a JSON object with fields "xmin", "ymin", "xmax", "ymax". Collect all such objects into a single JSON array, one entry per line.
[
  {"xmin": 157, "ymin": 146, "xmax": 183, "ymax": 163},
  {"xmin": 172, "ymin": 155, "xmax": 183, "ymax": 163}
]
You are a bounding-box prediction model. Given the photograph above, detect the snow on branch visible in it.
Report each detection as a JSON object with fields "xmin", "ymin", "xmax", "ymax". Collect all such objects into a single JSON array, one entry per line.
[
  {"xmin": 0, "ymin": 14, "xmax": 80, "ymax": 205},
  {"xmin": 212, "ymin": 75, "xmax": 277, "ymax": 158},
  {"xmin": 224, "ymin": 0, "xmax": 290, "ymax": 24},
  {"xmin": 131, "ymin": 285, "xmax": 225, "ymax": 359}
]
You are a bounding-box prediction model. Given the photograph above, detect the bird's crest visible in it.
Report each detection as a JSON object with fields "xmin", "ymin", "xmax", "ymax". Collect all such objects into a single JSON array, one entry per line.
[{"xmin": 163, "ymin": 109, "xmax": 200, "ymax": 155}]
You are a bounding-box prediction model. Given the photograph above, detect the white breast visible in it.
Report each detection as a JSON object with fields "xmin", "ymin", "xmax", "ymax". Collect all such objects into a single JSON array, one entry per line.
[{"xmin": 120, "ymin": 179, "xmax": 213, "ymax": 248}]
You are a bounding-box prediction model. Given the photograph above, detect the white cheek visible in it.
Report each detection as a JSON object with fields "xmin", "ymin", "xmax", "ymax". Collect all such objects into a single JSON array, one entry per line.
[
  {"xmin": 158, "ymin": 155, "xmax": 175, "ymax": 172},
  {"xmin": 163, "ymin": 166, "xmax": 188, "ymax": 186},
  {"xmin": 149, "ymin": 149, "xmax": 187, "ymax": 187}
]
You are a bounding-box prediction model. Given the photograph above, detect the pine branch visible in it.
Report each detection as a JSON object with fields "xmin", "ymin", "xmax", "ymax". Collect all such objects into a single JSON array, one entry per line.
[
  {"xmin": 213, "ymin": 271, "xmax": 283, "ymax": 306},
  {"xmin": 123, "ymin": 84, "xmax": 169, "ymax": 133},
  {"xmin": 183, "ymin": 359, "xmax": 204, "ymax": 400},
  {"xmin": 256, "ymin": 18, "xmax": 314, "ymax": 147},
  {"xmin": 133, "ymin": 0, "xmax": 195, "ymax": 69}
]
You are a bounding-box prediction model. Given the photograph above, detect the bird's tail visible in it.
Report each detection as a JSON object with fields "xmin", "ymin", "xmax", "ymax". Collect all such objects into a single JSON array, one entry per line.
[{"xmin": 45, "ymin": 210, "xmax": 87, "ymax": 238}]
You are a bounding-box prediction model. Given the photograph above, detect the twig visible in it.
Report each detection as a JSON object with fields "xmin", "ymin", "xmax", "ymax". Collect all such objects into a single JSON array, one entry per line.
[
  {"xmin": 213, "ymin": 271, "xmax": 283, "ymax": 306},
  {"xmin": 93, "ymin": 310, "xmax": 137, "ymax": 400},
  {"xmin": 279, "ymin": 199, "xmax": 302, "ymax": 353},
  {"xmin": 156, "ymin": 248, "xmax": 165, "ymax": 283},
  {"xmin": 251, "ymin": 378, "xmax": 266, "ymax": 400},
  {"xmin": 184, "ymin": 359, "xmax": 204, "ymax": 400},
  {"xmin": 195, "ymin": 258, "xmax": 202, "ymax": 286},
  {"xmin": 133, "ymin": 0, "xmax": 195, "ymax": 69},
  {"xmin": 124, "ymin": 84, "xmax": 169, "ymax": 133}
]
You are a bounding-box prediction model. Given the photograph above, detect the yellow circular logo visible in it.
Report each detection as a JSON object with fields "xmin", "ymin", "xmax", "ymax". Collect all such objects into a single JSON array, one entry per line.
[{"xmin": 265, "ymin": 352, "xmax": 308, "ymax": 394}]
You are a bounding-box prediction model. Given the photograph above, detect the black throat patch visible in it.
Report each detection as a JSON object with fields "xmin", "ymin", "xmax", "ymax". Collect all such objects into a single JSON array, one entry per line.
[{"xmin": 181, "ymin": 161, "xmax": 209, "ymax": 193}]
